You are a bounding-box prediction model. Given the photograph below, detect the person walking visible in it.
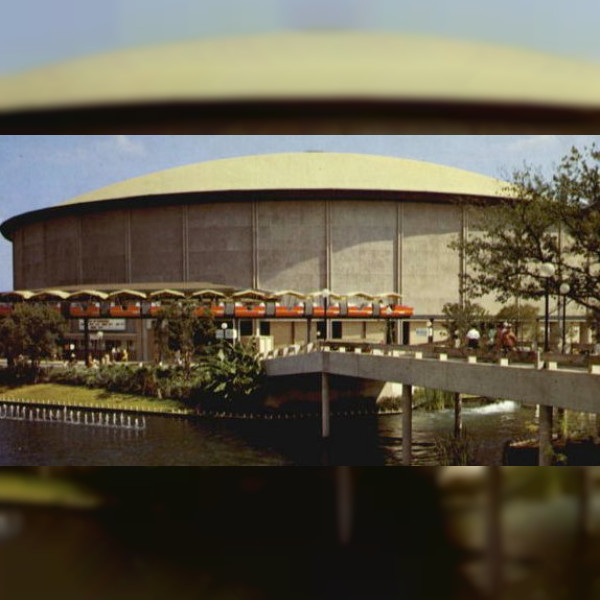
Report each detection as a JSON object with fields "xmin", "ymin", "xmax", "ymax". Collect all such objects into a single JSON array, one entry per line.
[
  {"xmin": 487, "ymin": 324, "xmax": 497, "ymax": 350},
  {"xmin": 466, "ymin": 325, "xmax": 481, "ymax": 350},
  {"xmin": 501, "ymin": 324, "xmax": 517, "ymax": 354}
]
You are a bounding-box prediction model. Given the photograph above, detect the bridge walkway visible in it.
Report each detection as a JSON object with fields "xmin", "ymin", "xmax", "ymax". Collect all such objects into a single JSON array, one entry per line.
[{"xmin": 264, "ymin": 342, "xmax": 600, "ymax": 466}]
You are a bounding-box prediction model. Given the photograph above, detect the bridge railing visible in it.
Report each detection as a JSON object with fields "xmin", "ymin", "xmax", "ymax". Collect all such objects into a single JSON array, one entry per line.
[{"xmin": 264, "ymin": 340, "xmax": 600, "ymax": 375}]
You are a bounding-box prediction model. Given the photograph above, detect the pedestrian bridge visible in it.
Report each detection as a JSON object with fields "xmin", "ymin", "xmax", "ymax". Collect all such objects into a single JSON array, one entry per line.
[{"xmin": 263, "ymin": 342, "xmax": 600, "ymax": 465}]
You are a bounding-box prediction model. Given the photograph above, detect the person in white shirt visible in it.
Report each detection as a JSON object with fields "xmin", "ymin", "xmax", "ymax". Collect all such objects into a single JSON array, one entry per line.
[{"xmin": 466, "ymin": 326, "xmax": 481, "ymax": 350}]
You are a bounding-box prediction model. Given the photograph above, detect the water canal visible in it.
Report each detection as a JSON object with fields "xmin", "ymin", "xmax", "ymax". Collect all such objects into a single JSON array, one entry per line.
[{"xmin": 0, "ymin": 400, "xmax": 537, "ymax": 465}]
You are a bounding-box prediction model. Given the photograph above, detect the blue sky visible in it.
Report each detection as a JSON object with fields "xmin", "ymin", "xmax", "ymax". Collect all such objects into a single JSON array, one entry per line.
[
  {"xmin": 0, "ymin": 134, "xmax": 599, "ymax": 290},
  {"xmin": 1, "ymin": 0, "xmax": 599, "ymax": 74}
]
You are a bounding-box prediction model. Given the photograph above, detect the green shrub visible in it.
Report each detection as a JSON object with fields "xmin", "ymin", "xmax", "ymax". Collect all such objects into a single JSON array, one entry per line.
[
  {"xmin": 44, "ymin": 343, "xmax": 266, "ymax": 410},
  {"xmin": 414, "ymin": 388, "xmax": 455, "ymax": 411},
  {"xmin": 434, "ymin": 431, "xmax": 476, "ymax": 465},
  {"xmin": 0, "ymin": 365, "xmax": 47, "ymax": 387}
]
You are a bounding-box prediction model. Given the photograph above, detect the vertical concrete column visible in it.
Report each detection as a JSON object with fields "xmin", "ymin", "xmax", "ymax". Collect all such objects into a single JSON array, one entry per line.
[
  {"xmin": 321, "ymin": 372, "xmax": 331, "ymax": 439},
  {"xmin": 76, "ymin": 217, "xmax": 84, "ymax": 285},
  {"xmin": 182, "ymin": 204, "xmax": 189, "ymax": 282},
  {"xmin": 325, "ymin": 199, "xmax": 332, "ymax": 291},
  {"xmin": 454, "ymin": 392, "xmax": 463, "ymax": 438},
  {"xmin": 556, "ymin": 408, "xmax": 567, "ymax": 441},
  {"xmin": 125, "ymin": 210, "xmax": 132, "ymax": 283},
  {"xmin": 252, "ymin": 201, "xmax": 259, "ymax": 290},
  {"xmin": 402, "ymin": 384, "xmax": 413, "ymax": 466},
  {"xmin": 539, "ymin": 405, "xmax": 554, "ymax": 466}
]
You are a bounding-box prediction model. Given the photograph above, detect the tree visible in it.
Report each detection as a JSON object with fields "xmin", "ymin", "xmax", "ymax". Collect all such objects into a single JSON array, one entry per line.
[
  {"xmin": 153, "ymin": 300, "xmax": 216, "ymax": 371},
  {"xmin": 452, "ymin": 145, "xmax": 600, "ymax": 334},
  {"xmin": 441, "ymin": 301, "xmax": 490, "ymax": 343},
  {"xmin": 0, "ymin": 303, "xmax": 67, "ymax": 368}
]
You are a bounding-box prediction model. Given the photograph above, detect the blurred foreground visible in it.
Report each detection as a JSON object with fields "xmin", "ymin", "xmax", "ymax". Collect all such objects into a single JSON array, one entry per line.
[{"xmin": 0, "ymin": 468, "xmax": 599, "ymax": 599}]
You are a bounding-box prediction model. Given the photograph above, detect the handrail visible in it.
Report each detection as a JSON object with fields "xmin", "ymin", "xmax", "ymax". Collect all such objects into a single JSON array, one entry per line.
[{"xmin": 266, "ymin": 340, "xmax": 600, "ymax": 373}]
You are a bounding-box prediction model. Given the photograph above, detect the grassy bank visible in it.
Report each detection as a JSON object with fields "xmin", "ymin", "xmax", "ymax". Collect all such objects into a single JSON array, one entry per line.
[{"xmin": 0, "ymin": 383, "xmax": 191, "ymax": 415}]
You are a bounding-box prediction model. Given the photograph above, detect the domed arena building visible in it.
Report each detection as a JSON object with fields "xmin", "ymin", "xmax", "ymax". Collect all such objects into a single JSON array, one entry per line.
[{"xmin": 1, "ymin": 152, "xmax": 511, "ymax": 360}]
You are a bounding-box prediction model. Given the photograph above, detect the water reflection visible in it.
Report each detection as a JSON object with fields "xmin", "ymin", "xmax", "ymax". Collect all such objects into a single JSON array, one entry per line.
[{"xmin": 0, "ymin": 400, "xmax": 536, "ymax": 465}]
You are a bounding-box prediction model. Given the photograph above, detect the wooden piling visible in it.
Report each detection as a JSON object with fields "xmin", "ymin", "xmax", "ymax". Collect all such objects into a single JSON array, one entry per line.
[{"xmin": 454, "ymin": 392, "xmax": 463, "ymax": 438}]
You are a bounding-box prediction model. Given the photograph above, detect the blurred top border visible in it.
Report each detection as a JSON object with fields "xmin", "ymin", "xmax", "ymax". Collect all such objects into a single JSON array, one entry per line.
[{"xmin": 1, "ymin": 32, "xmax": 600, "ymax": 133}]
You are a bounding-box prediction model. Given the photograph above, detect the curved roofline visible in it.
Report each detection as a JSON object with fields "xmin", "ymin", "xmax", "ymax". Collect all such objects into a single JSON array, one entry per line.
[
  {"xmin": 1, "ymin": 32, "xmax": 600, "ymax": 112},
  {"xmin": 1, "ymin": 152, "xmax": 512, "ymax": 240}
]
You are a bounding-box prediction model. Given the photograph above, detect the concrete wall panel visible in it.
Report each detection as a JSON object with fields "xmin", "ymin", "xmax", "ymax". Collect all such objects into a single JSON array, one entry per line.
[
  {"xmin": 10, "ymin": 197, "xmax": 511, "ymax": 327},
  {"xmin": 188, "ymin": 202, "xmax": 252, "ymax": 287},
  {"xmin": 80, "ymin": 210, "xmax": 128, "ymax": 284},
  {"xmin": 19, "ymin": 222, "xmax": 46, "ymax": 289},
  {"xmin": 258, "ymin": 201, "xmax": 325, "ymax": 293},
  {"xmin": 271, "ymin": 321, "xmax": 294, "ymax": 347},
  {"xmin": 44, "ymin": 216, "xmax": 80, "ymax": 287},
  {"xmin": 402, "ymin": 203, "xmax": 462, "ymax": 315},
  {"xmin": 131, "ymin": 206, "xmax": 183, "ymax": 283},
  {"xmin": 331, "ymin": 201, "xmax": 395, "ymax": 295}
]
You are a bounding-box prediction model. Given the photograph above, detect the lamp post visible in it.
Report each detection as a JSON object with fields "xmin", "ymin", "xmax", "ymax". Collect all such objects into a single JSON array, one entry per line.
[
  {"xmin": 559, "ymin": 282, "xmax": 571, "ymax": 353},
  {"xmin": 426, "ymin": 320, "xmax": 434, "ymax": 345},
  {"xmin": 96, "ymin": 330, "xmax": 104, "ymax": 363},
  {"xmin": 538, "ymin": 262, "xmax": 555, "ymax": 466},
  {"xmin": 540, "ymin": 263, "xmax": 556, "ymax": 354}
]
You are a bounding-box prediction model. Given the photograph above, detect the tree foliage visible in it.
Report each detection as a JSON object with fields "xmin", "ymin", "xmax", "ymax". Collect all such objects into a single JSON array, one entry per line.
[
  {"xmin": 200, "ymin": 342, "xmax": 266, "ymax": 404},
  {"xmin": 441, "ymin": 301, "xmax": 490, "ymax": 341},
  {"xmin": 495, "ymin": 303, "xmax": 539, "ymax": 340},
  {"xmin": 0, "ymin": 303, "xmax": 67, "ymax": 366},
  {"xmin": 153, "ymin": 300, "xmax": 217, "ymax": 370},
  {"xmin": 453, "ymin": 145, "xmax": 600, "ymax": 324}
]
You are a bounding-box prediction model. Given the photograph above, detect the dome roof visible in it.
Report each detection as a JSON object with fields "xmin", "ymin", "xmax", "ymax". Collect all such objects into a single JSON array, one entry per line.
[
  {"xmin": 59, "ymin": 152, "xmax": 509, "ymax": 207},
  {"xmin": 1, "ymin": 32, "xmax": 600, "ymax": 112}
]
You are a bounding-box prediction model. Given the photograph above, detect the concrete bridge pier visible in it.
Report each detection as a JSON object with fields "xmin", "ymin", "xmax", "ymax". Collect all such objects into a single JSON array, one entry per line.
[
  {"xmin": 321, "ymin": 372, "xmax": 331, "ymax": 439},
  {"xmin": 539, "ymin": 405, "xmax": 554, "ymax": 466},
  {"xmin": 454, "ymin": 393, "xmax": 463, "ymax": 439},
  {"xmin": 402, "ymin": 384, "xmax": 413, "ymax": 466}
]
